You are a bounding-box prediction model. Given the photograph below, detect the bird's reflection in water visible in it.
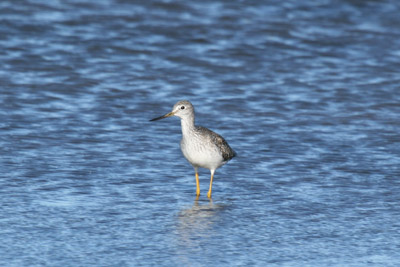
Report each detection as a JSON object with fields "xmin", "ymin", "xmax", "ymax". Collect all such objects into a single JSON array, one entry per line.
[
  {"xmin": 177, "ymin": 197, "xmax": 224, "ymax": 248},
  {"xmin": 174, "ymin": 198, "xmax": 228, "ymax": 265}
]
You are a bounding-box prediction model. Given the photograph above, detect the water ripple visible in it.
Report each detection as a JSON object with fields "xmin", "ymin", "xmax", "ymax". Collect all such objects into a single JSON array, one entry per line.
[{"xmin": 1, "ymin": 0, "xmax": 400, "ymax": 266}]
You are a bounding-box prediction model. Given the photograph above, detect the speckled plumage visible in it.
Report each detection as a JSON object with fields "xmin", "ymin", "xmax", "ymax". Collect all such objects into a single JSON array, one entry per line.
[
  {"xmin": 193, "ymin": 126, "xmax": 236, "ymax": 162},
  {"xmin": 150, "ymin": 100, "xmax": 236, "ymax": 198}
]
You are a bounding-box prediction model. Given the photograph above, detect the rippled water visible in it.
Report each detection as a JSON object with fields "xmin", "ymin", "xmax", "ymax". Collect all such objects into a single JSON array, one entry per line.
[{"xmin": 1, "ymin": 0, "xmax": 400, "ymax": 266}]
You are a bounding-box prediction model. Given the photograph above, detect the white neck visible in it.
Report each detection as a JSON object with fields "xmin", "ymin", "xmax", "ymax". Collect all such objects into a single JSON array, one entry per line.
[{"xmin": 180, "ymin": 115, "xmax": 195, "ymax": 137}]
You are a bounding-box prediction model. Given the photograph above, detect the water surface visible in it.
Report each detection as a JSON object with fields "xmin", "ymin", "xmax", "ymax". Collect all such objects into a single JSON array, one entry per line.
[{"xmin": 1, "ymin": 0, "xmax": 400, "ymax": 266}]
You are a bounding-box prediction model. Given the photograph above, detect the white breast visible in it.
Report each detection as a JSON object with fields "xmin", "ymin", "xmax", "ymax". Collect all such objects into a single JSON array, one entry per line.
[{"xmin": 180, "ymin": 136, "xmax": 224, "ymax": 171}]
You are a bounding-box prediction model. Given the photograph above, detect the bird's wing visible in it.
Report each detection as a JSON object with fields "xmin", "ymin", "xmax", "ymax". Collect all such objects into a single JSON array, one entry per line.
[{"xmin": 197, "ymin": 126, "xmax": 236, "ymax": 161}]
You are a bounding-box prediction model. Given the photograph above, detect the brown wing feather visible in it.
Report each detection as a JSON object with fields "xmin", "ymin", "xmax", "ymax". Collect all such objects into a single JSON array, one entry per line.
[{"xmin": 197, "ymin": 126, "xmax": 236, "ymax": 161}]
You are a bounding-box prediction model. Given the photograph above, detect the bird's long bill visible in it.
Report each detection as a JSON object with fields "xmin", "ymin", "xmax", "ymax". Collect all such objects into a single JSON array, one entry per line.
[{"xmin": 149, "ymin": 111, "xmax": 175, "ymax": 121}]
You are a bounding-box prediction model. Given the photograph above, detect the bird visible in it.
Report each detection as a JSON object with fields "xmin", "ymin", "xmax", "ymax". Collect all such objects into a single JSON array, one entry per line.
[{"xmin": 150, "ymin": 100, "xmax": 236, "ymax": 198}]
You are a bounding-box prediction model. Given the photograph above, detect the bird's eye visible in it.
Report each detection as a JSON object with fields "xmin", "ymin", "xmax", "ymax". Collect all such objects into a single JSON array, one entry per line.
[{"xmin": 181, "ymin": 106, "xmax": 185, "ymax": 110}]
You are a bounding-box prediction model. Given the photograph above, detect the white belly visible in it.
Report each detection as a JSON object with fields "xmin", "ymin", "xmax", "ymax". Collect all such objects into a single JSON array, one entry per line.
[{"xmin": 180, "ymin": 137, "xmax": 224, "ymax": 171}]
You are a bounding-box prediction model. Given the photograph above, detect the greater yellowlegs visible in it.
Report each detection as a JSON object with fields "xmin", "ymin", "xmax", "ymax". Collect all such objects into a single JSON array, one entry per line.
[{"xmin": 150, "ymin": 100, "xmax": 236, "ymax": 198}]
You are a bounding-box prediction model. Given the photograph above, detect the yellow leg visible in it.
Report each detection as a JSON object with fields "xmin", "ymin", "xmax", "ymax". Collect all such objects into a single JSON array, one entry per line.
[
  {"xmin": 207, "ymin": 170, "xmax": 215, "ymax": 199},
  {"xmin": 195, "ymin": 171, "xmax": 200, "ymax": 197}
]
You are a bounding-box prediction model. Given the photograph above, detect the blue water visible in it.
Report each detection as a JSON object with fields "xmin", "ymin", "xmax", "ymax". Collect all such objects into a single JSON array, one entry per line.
[{"xmin": 1, "ymin": 0, "xmax": 400, "ymax": 266}]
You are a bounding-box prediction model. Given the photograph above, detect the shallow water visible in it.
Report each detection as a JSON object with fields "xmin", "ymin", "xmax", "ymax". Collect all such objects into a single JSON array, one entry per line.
[{"xmin": 1, "ymin": 0, "xmax": 400, "ymax": 266}]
